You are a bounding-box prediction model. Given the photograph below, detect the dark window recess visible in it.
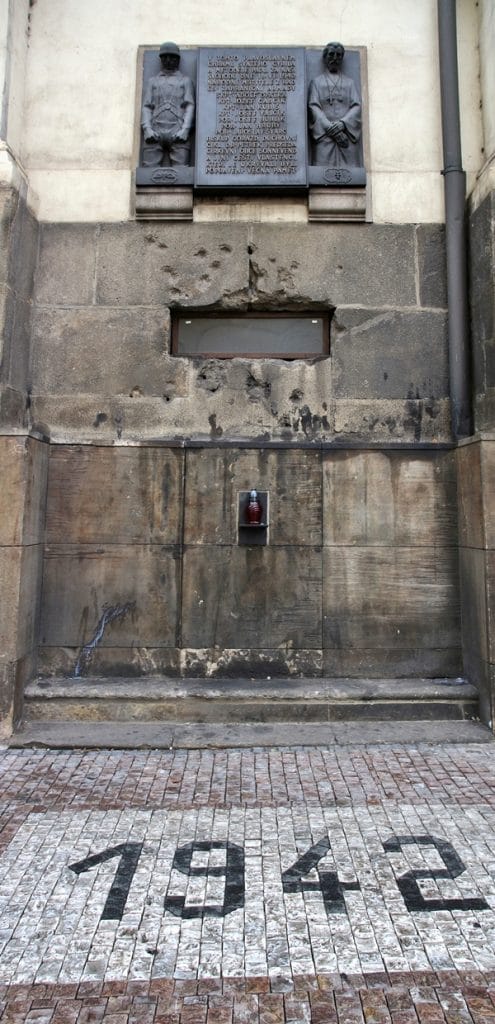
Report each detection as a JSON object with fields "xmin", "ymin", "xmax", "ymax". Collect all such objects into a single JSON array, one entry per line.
[{"xmin": 172, "ymin": 313, "xmax": 330, "ymax": 358}]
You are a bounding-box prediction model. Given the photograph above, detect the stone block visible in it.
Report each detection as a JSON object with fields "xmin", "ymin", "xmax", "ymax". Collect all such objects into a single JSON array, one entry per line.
[
  {"xmin": 0, "ymin": 384, "xmax": 28, "ymax": 429},
  {"xmin": 475, "ymin": 389, "xmax": 495, "ymax": 433},
  {"xmin": 250, "ymin": 224, "xmax": 416, "ymax": 308},
  {"xmin": 469, "ymin": 191, "xmax": 495, "ymax": 348},
  {"xmin": 135, "ymin": 187, "xmax": 193, "ymax": 221},
  {"xmin": 183, "ymin": 448, "xmax": 322, "ymax": 546},
  {"xmin": 487, "ymin": 550, "xmax": 495, "ymax": 663},
  {"xmin": 0, "ymin": 542, "xmax": 44, "ymax": 663},
  {"xmin": 0, "ymin": 188, "xmax": 18, "ymax": 287},
  {"xmin": 181, "ymin": 545, "xmax": 322, "ymax": 649},
  {"xmin": 482, "ymin": 440, "xmax": 495, "ymax": 549},
  {"xmin": 323, "ymin": 546, "xmax": 460, "ymax": 650},
  {"xmin": 40, "ymin": 544, "xmax": 179, "ymax": 648},
  {"xmin": 333, "ymin": 398, "xmax": 451, "ymax": 442},
  {"xmin": 0, "ymin": 436, "xmax": 48, "ymax": 546},
  {"xmin": 8, "ymin": 295, "xmax": 32, "ymax": 393},
  {"xmin": 332, "ymin": 308, "xmax": 448, "ymax": 399},
  {"xmin": 459, "ymin": 547, "xmax": 489, "ymax": 666},
  {"xmin": 35, "ymin": 225, "xmax": 98, "ymax": 306},
  {"xmin": 30, "ymin": 307, "xmax": 169, "ymax": 395},
  {"xmin": 8, "ymin": 197, "xmax": 38, "ymax": 301},
  {"xmin": 416, "ymin": 224, "xmax": 447, "ymax": 309},
  {"xmin": 0, "ymin": 659, "xmax": 17, "ymax": 738},
  {"xmin": 37, "ymin": 645, "xmax": 182, "ymax": 679},
  {"xmin": 323, "ymin": 450, "xmax": 457, "ymax": 547},
  {"xmin": 0, "ymin": 283, "xmax": 15, "ymax": 376},
  {"xmin": 46, "ymin": 445, "xmax": 183, "ymax": 545},
  {"xmin": 0, "ymin": 547, "xmax": 22, "ymax": 658},
  {"xmin": 180, "ymin": 647, "xmax": 323, "ymax": 678},
  {"xmin": 96, "ymin": 222, "xmax": 249, "ymax": 307},
  {"xmin": 17, "ymin": 543, "xmax": 44, "ymax": 657},
  {"xmin": 22, "ymin": 438, "xmax": 49, "ymax": 545},
  {"xmin": 322, "ymin": 647, "xmax": 462, "ymax": 678},
  {"xmin": 457, "ymin": 442, "xmax": 484, "ymax": 549}
]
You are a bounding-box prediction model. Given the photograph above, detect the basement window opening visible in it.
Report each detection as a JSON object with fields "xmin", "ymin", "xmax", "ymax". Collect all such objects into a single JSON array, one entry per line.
[{"xmin": 171, "ymin": 312, "xmax": 331, "ymax": 358}]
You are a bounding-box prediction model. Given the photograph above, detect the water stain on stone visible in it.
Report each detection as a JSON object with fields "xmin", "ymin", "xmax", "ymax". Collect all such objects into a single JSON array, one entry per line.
[{"xmin": 208, "ymin": 413, "xmax": 223, "ymax": 438}]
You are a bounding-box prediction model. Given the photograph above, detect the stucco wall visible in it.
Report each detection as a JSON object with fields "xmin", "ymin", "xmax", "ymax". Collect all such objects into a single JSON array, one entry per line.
[{"xmin": 20, "ymin": 0, "xmax": 482, "ymax": 223}]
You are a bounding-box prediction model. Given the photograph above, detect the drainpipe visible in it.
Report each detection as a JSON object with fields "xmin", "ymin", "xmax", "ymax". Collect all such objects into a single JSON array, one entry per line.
[{"xmin": 437, "ymin": 0, "xmax": 472, "ymax": 438}]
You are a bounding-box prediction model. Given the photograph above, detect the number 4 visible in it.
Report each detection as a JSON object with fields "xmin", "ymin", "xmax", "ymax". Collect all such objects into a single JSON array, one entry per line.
[{"xmin": 282, "ymin": 836, "xmax": 360, "ymax": 916}]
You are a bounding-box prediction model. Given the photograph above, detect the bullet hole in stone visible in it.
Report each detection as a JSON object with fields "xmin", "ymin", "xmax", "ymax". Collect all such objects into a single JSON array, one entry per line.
[
  {"xmin": 129, "ymin": 386, "xmax": 143, "ymax": 398},
  {"xmin": 247, "ymin": 244, "xmax": 255, "ymax": 255},
  {"xmin": 211, "ymin": 259, "xmax": 221, "ymax": 268},
  {"xmin": 93, "ymin": 412, "xmax": 108, "ymax": 428},
  {"xmin": 383, "ymin": 372, "xmax": 388, "ymax": 381},
  {"xmin": 220, "ymin": 243, "xmax": 232, "ymax": 253},
  {"xmin": 197, "ymin": 362, "xmax": 225, "ymax": 392},
  {"xmin": 194, "ymin": 248, "xmax": 208, "ymax": 257},
  {"xmin": 290, "ymin": 389, "xmax": 304, "ymax": 402},
  {"xmin": 246, "ymin": 372, "xmax": 271, "ymax": 401}
]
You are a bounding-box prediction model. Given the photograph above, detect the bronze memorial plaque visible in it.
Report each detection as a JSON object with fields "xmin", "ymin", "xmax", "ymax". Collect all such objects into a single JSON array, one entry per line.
[{"xmin": 195, "ymin": 47, "xmax": 308, "ymax": 188}]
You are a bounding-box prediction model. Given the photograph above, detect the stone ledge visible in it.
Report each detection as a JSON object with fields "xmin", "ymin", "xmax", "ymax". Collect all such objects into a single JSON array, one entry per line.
[{"xmin": 8, "ymin": 718, "xmax": 493, "ymax": 749}]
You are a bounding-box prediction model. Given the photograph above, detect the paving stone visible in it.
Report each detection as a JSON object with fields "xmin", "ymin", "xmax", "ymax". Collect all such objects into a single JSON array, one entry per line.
[{"xmin": 0, "ymin": 744, "xmax": 495, "ymax": 1021}]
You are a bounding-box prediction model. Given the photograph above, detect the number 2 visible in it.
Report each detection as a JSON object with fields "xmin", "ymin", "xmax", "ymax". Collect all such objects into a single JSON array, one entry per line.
[{"xmin": 383, "ymin": 834, "xmax": 489, "ymax": 912}]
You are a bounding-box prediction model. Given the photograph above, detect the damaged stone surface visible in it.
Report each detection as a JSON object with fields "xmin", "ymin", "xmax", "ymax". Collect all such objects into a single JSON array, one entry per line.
[{"xmin": 29, "ymin": 219, "xmax": 452, "ymax": 444}]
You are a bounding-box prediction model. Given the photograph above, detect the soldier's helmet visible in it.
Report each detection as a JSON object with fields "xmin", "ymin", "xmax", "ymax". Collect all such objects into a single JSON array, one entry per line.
[{"xmin": 159, "ymin": 42, "xmax": 181, "ymax": 57}]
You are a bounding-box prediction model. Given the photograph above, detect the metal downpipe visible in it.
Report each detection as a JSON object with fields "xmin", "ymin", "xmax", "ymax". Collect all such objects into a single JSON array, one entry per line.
[{"xmin": 437, "ymin": 0, "xmax": 472, "ymax": 438}]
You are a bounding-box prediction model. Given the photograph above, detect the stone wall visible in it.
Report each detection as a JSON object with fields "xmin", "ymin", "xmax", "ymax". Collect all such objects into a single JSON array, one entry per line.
[
  {"xmin": 30, "ymin": 220, "xmax": 450, "ymax": 445},
  {"xmin": 38, "ymin": 443, "xmax": 460, "ymax": 681},
  {"xmin": 27, "ymin": 214, "xmax": 460, "ymax": 686}
]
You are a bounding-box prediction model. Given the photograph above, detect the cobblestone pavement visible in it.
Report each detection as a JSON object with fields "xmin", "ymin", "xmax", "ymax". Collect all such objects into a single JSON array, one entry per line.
[{"xmin": 2, "ymin": 744, "xmax": 495, "ymax": 1021}]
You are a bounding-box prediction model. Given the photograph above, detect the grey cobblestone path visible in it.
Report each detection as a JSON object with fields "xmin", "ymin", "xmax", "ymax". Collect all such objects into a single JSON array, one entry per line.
[{"xmin": 1, "ymin": 744, "xmax": 495, "ymax": 1021}]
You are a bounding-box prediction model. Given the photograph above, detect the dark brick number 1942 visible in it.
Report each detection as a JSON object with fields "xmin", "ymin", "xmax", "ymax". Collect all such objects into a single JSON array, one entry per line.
[{"xmin": 69, "ymin": 833, "xmax": 489, "ymax": 923}]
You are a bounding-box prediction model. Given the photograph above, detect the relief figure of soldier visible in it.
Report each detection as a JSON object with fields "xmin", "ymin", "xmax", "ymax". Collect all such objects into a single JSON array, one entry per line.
[
  {"xmin": 308, "ymin": 42, "xmax": 361, "ymax": 167},
  {"xmin": 141, "ymin": 41, "xmax": 195, "ymax": 167}
]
